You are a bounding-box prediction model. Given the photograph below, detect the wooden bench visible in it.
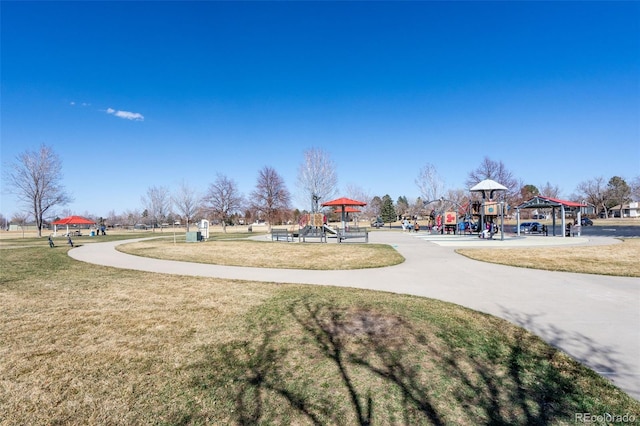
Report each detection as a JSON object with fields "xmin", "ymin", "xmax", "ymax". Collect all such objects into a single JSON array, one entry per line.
[
  {"xmin": 271, "ymin": 229, "xmax": 294, "ymax": 242},
  {"xmin": 338, "ymin": 227, "xmax": 369, "ymax": 243}
]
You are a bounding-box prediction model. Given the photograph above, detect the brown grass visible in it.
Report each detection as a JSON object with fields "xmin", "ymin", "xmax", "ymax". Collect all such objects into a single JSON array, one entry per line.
[
  {"xmin": 457, "ymin": 238, "xmax": 640, "ymax": 277},
  {"xmin": 0, "ymin": 250, "xmax": 276, "ymax": 424},
  {"xmin": 2, "ymin": 246, "xmax": 639, "ymax": 424},
  {"xmin": 118, "ymin": 239, "xmax": 404, "ymax": 270}
]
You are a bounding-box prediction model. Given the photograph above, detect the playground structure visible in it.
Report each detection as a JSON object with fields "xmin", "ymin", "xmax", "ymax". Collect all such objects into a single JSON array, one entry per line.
[
  {"xmin": 275, "ymin": 196, "xmax": 371, "ymax": 243},
  {"xmin": 298, "ymin": 213, "xmax": 330, "ymax": 242},
  {"xmin": 420, "ymin": 179, "xmax": 508, "ymax": 239},
  {"xmin": 469, "ymin": 179, "xmax": 507, "ymax": 240},
  {"xmin": 422, "ymin": 198, "xmax": 474, "ymax": 235}
]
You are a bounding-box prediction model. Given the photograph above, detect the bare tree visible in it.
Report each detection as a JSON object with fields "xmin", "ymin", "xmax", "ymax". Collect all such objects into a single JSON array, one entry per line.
[
  {"xmin": 369, "ymin": 196, "xmax": 383, "ymax": 219},
  {"xmin": 203, "ymin": 173, "xmax": 244, "ymax": 233},
  {"xmin": 539, "ymin": 181, "xmax": 561, "ymax": 199},
  {"xmin": 173, "ymin": 180, "xmax": 200, "ymax": 231},
  {"xmin": 141, "ymin": 186, "xmax": 172, "ymax": 232},
  {"xmin": 445, "ymin": 188, "xmax": 468, "ymax": 210},
  {"xmin": 344, "ymin": 183, "xmax": 372, "ymax": 217},
  {"xmin": 415, "ymin": 163, "xmax": 445, "ymax": 203},
  {"xmin": 107, "ymin": 210, "xmax": 118, "ymax": 228},
  {"xmin": 296, "ymin": 148, "xmax": 338, "ymax": 212},
  {"xmin": 4, "ymin": 145, "xmax": 72, "ymax": 237},
  {"xmin": 396, "ymin": 196, "xmax": 409, "ymax": 218},
  {"xmin": 631, "ymin": 176, "xmax": 640, "ymax": 201},
  {"xmin": 343, "ymin": 183, "xmax": 370, "ymax": 204},
  {"xmin": 11, "ymin": 212, "xmax": 30, "ymax": 238},
  {"xmin": 59, "ymin": 208, "xmax": 74, "ymax": 218},
  {"xmin": 408, "ymin": 197, "xmax": 424, "ymax": 219},
  {"xmin": 576, "ymin": 177, "xmax": 608, "ymax": 218},
  {"xmin": 466, "ymin": 156, "xmax": 518, "ymax": 200},
  {"xmin": 122, "ymin": 209, "xmax": 142, "ymax": 229},
  {"xmin": 250, "ymin": 166, "xmax": 291, "ymax": 231}
]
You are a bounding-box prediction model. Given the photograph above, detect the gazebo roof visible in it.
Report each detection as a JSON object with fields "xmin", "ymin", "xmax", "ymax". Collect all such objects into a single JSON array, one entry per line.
[
  {"xmin": 321, "ymin": 197, "xmax": 367, "ymax": 207},
  {"xmin": 51, "ymin": 215, "xmax": 96, "ymax": 225},
  {"xmin": 517, "ymin": 196, "xmax": 587, "ymax": 210}
]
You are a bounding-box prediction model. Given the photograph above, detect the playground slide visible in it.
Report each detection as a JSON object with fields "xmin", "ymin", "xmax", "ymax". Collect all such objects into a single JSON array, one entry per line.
[
  {"xmin": 323, "ymin": 224, "xmax": 338, "ymax": 235},
  {"xmin": 298, "ymin": 225, "xmax": 311, "ymax": 236}
]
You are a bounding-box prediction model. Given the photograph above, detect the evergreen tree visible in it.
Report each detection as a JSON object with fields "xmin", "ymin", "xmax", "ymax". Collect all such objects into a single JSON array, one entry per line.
[
  {"xmin": 380, "ymin": 194, "xmax": 396, "ymax": 226},
  {"xmin": 607, "ymin": 176, "xmax": 631, "ymax": 217},
  {"xmin": 520, "ymin": 184, "xmax": 539, "ymax": 200}
]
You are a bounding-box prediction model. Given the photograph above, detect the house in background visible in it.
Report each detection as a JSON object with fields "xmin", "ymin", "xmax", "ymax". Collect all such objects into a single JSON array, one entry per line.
[{"xmin": 608, "ymin": 201, "xmax": 640, "ymax": 218}]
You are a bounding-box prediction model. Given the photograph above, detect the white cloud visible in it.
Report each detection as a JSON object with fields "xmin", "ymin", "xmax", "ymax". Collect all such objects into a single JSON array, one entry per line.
[{"xmin": 106, "ymin": 107, "xmax": 144, "ymax": 121}]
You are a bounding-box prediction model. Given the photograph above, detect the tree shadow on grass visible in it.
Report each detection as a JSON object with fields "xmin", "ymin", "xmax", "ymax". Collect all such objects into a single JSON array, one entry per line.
[
  {"xmin": 189, "ymin": 297, "xmax": 632, "ymax": 424},
  {"xmin": 499, "ymin": 306, "xmax": 637, "ymax": 402}
]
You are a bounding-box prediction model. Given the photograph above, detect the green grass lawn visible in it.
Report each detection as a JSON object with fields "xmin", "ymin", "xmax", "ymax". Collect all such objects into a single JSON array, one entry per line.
[{"xmin": 1, "ymin": 243, "xmax": 639, "ymax": 425}]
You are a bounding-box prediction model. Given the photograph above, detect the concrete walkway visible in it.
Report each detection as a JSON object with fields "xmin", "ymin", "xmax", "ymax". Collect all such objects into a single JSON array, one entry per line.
[{"xmin": 69, "ymin": 232, "xmax": 640, "ymax": 400}]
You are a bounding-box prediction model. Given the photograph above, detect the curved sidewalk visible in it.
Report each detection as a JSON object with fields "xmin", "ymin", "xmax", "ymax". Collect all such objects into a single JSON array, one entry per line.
[{"xmin": 69, "ymin": 232, "xmax": 640, "ymax": 400}]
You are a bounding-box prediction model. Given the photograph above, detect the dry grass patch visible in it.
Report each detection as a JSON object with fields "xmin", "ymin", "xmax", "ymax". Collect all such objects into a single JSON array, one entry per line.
[
  {"xmin": 118, "ymin": 239, "xmax": 404, "ymax": 270},
  {"xmin": 2, "ymin": 246, "xmax": 639, "ymax": 424},
  {"xmin": 1, "ymin": 246, "xmax": 278, "ymax": 425},
  {"xmin": 457, "ymin": 238, "xmax": 640, "ymax": 277}
]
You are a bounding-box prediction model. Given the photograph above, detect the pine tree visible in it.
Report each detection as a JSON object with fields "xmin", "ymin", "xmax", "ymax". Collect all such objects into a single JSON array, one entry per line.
[{"xmin": 380, "ymin": 194, "xmax": 396, "ymax": 225}]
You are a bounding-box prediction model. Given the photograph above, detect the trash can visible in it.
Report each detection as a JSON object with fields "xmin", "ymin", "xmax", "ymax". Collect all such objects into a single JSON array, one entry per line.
[{"xmin": 90, "ymin": 231, "xmax": 95, "ymax": 237}]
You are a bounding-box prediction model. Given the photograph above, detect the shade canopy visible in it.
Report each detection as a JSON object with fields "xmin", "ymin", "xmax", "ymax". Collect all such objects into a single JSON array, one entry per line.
[
  {"xmin": 51, "ymin": 215, "xmax": 96, "ymax": 225},
  {"xmin": 515, "ymin": 196, "xmax": 587, "ymax": 238},
  {"xmin": 334, "ymin": 206, "xmax": 361, "ymax": 213},
  {"xmin": 469, "ymin": 179, "xmax": 508, "ymax": 192},
  {"xmin": 516, "ymin": 196, "xmax": 586, "ymax": 210},
  {"xmin": 322, "ymin": 197, "xmax": 367, "ymax": 229},
  {"xmin": 321, "ymin": 197, "xmax": 367, "ymax": 207}
]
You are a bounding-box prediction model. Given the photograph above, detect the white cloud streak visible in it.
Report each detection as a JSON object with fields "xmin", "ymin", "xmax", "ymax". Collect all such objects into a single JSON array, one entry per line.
[{"xmin": 106, "ymin": 107, "xmax": 144, "ymax": 121}]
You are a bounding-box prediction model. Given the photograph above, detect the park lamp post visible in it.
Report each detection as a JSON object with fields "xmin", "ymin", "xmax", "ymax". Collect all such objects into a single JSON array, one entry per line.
[{"xmin": 500, "ymin": 200, "xmax": 505, "ymax": 241}]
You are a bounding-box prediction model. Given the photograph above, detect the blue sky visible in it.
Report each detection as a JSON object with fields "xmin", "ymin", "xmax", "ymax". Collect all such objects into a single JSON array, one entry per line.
[{"xmin": 1, "ymin": 1, "xmax": 639, "ymax": 218}]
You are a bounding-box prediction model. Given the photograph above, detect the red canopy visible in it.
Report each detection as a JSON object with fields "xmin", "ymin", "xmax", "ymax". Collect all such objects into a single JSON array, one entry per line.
[
  {"xmin": 51, "ymin": 215, "xmax": 96, "ymax": 225},
  {"xmin": 539, "ymin": 196, "xmax": 587, "ymax": 208},
  {"xmin": 322, "ymin": 197, "xmax": 367, "ymax": 229},
  {"xmin": 321, "ymin": 197, "xmax": 367, "ymax": 207},
  {"xmin": 335, "ymin": 206, "xmax": 361, "ymax": 213}
]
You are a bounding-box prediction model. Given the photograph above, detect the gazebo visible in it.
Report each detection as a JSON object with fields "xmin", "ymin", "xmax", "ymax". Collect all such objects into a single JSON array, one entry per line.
[
  {"xmin": 321, "ymin": 197, "xmax": 367, "ymax": 230},
  {"xmin": 51, "ymin": 215, "xmax": 96, "ymax": 236},
  {"xmin": 516, "ymin": 196, "xmax": 587, "ymax": 237}
]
